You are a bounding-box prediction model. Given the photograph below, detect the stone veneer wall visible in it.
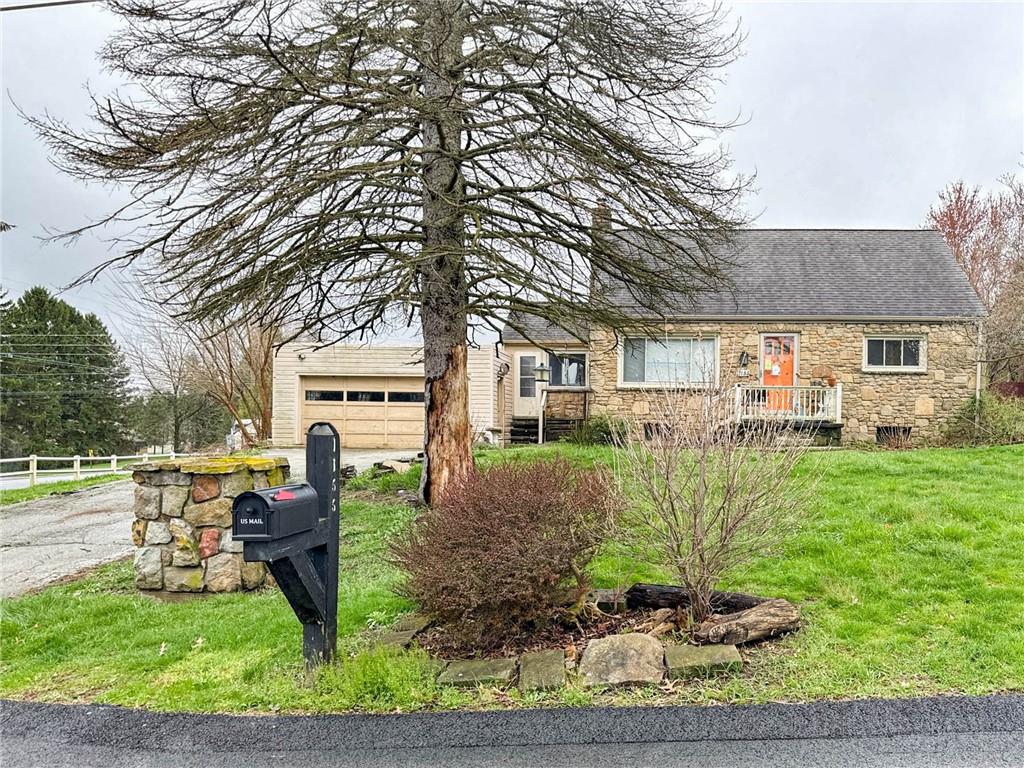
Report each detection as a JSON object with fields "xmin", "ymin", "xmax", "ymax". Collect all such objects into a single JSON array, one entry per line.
[
  {"xmin": 545, "ymin": 390, "xmax": 588, "ymax": 420},
  {"xmin": 131, "ymin": 457, "xmax": 290, "ymax": 593},
  {"xmin": 588, "ymin": 321, "xmax": 980, "ymax": 444}
]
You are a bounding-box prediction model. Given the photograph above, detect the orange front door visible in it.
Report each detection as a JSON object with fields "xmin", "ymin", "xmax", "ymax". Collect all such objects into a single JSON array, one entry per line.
[{"xmin": 762, "ymin": 334, "xmax": 797, "ymax": 411}]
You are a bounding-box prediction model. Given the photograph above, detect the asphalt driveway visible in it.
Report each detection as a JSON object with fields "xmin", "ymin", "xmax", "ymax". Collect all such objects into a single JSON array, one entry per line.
[{"xmin": 0, "ymin": 481, "xmax": 136, "ymax": 598}]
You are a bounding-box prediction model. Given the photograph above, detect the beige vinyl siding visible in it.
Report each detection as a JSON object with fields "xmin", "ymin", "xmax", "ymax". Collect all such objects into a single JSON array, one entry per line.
[
  {"xmin": 272, "ymin": 342, "xmax": 502, "ymax": 446},
  {"xmin": 468, "ymin": 348, "xmax": 496, "ymax": 441}
]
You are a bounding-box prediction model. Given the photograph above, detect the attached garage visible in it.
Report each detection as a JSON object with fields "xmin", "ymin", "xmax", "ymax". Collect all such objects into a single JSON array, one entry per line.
[
  {"xmin": 272, "ymin": 342, "xmax": 511, "ymax": 448},
  {"xmin": 300, "ymin": 375, "xmax": 424, "ymax": 449}
]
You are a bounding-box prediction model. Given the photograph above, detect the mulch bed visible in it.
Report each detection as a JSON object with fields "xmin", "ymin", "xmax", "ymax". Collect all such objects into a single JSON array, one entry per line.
[{"xmin": 416, "ymin": 607, "xmax": 676, "ymax": 660}]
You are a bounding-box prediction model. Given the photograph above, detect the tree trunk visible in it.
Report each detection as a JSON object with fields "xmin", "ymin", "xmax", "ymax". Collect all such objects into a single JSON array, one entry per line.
[
  {"xmin": 417, "ymin": 1, "xmax": 472, "ymax": 507},
  {"xmin": 692, "ymin": 598, "xmax": 801, "ymax": 645},
  {"xmin": 171, "ymin": 400, "xmax": 183, "ymax": 453}
]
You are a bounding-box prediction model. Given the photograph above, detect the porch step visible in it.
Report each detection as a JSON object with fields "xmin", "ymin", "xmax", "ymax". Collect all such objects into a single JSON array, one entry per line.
[
  {"xmin": 544, "ymin": 418, "xmax": 582, "ymax": 441},
  {"xmin": 511, "ymin": 418, "xmax": 539, "ymax": 444}
]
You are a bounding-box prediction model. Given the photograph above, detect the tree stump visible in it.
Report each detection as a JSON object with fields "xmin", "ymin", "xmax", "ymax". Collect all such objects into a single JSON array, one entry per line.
[{"xmin": 693, "ymin": 598, "xmax": 801, "ymax": 645}]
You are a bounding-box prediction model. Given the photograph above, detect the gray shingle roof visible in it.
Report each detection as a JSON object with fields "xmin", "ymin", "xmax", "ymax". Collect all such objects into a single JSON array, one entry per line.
[
  {"xmin": 609, "ymin": 229, "xmax": 985, "ymax": 319},
  {"xmin": 500, "ymin": 314, "xmax": 588, "ymax": 344},
  {"xmin": 500, "ymin": 230, "xmax": 984, "ymax": 343}
]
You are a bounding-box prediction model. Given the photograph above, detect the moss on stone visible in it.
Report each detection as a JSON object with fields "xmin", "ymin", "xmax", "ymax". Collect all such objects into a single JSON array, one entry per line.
[{"xmin": 132, "ymin": 456, "xmax": 290, "ymax": 475}]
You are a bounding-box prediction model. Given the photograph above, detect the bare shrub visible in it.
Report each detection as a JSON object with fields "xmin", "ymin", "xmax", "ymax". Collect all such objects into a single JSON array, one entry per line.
[
  {"xmin": 616, "ymin": 387, "xmax": 817, "ymax": 624},
  {"xmin": 391, "ymin": 459, "xmax": 618, "ymax": 650}
]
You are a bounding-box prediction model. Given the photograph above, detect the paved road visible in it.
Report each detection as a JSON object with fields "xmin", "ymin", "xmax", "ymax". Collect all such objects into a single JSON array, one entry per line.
[
  {"xmin": 0, "ymin": 449, "xmax": 414, "ymax": 599},
  {"xmin": 2, "ymin": 695, "xmax": 1021, "ymax": 767},
  {"xmin": 0, "ymin": 471, "xmax": 116, "ymax": 492}
]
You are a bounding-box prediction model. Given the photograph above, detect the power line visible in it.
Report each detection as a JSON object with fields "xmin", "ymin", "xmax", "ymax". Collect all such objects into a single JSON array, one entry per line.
[{"xmin": 1, "ymin": 0, "xmax": 99, "ymax": 11}]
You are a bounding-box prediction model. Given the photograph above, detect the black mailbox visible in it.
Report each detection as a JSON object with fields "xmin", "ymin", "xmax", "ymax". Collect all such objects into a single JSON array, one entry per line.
[
  {"xmin": 227, "ymin": 423, "xmax": 340, "ymax": 668},
  {"xmin": 232, "ymin": 484, "xmax": 319, "ymax": 542}
]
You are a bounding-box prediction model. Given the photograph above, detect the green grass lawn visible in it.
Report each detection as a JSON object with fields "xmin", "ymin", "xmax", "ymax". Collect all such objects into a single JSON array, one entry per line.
[
  {"xmin": 1, "ymin": 444, "xmax": 1022, "ymax": 713},
  {"xmin": 0, "ymin": 474, "xmax": 126, "ymax": 508}
]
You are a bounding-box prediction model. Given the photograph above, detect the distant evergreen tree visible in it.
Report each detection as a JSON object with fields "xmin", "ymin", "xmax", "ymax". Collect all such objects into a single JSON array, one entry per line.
[
  {"xmin": 127, "ymin": 391, "xmax": 232, "ymax": 452},
  {"xmin": 0, "ymin": 287, "xmax": 131, "ymax": 457}
]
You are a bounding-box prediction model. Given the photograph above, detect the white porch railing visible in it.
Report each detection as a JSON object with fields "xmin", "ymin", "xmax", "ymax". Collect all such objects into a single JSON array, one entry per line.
[
  {"xmin": 0, "ymin": 452, "xmax": 193, "ymax": 487},
  {"xmin": 732, "ymin": 384, "xmax": 843, "ymax": 424}
]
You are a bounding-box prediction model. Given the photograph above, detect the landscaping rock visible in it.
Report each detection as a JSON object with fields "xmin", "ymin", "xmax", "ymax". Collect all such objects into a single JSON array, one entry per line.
[
  {"xmin": 219, "ymin": 528, "xmax": 243, "ymax": 554},
  {"xmin": 240, "ymin": 561, "xmax": 266, "ymax": 590},
  {"xmin": 144, "ymin": 521, "xmax": 172, "ymax": 546},
  {"xmin": 578, "ymin": 633, "xmax": 665, "ymax": 688},
  {"xmin": 161, "ymin": 485, "xmax": 189, "ymax": 517},
  {"xmin": 267, "ymin": 467, "xmax": 286, "ymax": 487},
  {"xmin": 437, "ymin": 658, "xmax": 517, "ymax": 688},
  {"xmin": 665, "ymin": 643, "xmax": 743, "ymax": 679},
  {"xmin": 393, "ymin": 613, "xmax": 432, "ymax": 635},
  {"xmin": 136, "ymin": 470, "xmax": 190, "ymax": 486},
  {"xmin": 205, "ymin": 553, "xmax": 242, "ymax": 592},
  {"xmin": 519, "ymin": 649, "xmax": 565, "ymax": 692},
  {"xmin": 134, "ymin": 485, "xmax": 161, "ymax": 520},
  {"xmin": 183, "ymin": 498, "xmax": 232, "ymax": 528},
  {"xmin": 424, "ymin": 658, "xmax": 449, "ymax": 679},
  {"xmin": 198, "ymin": 528, "xmax": 221, "ymax": 559},
  {"xmin": 134, "ymin": 547, "xmax": 163, "ymax": 590},
  {"xmin": 378, "ymin": 630, "xmax": 418, "ymax": 649},
  {"xmin": 130, "ymin": 519, "xmax": 147, "ymax": 547},
  {"xmin": 252, "ymin": 471, "xmax": 270, "ymax": 490},
  {"xmin": 220, "ymin": 470, "xmax": 253, "ymax": 498},
  {"xmin": 165, "ymin": 565, "xmax": 205, "ymax": 592},
  {"xmin": 191, "ymin": 474, "xmax": 220, "ymax": 503}
]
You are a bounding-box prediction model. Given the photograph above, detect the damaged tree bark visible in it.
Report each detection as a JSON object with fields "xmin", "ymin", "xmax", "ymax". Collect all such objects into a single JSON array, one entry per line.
[{"xmin": 417, "ymin": 1, "xmax": 473, "ymax": 507}]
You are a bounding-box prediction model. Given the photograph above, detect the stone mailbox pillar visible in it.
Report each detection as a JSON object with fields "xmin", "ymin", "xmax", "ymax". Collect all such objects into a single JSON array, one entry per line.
[{"xmin": 130, "ymin": 456, "xmax": 290, "ymax": 593}]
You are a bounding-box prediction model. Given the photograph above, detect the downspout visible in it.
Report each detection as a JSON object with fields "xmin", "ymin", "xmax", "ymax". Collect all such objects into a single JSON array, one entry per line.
[{"xmin": 974, "ymin": 318, "xmax": 984, "ymax": 432}]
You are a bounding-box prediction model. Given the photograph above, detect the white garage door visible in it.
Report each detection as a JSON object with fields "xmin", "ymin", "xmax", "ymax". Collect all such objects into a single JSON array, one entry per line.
[{"xmin": 300, "ymin": 375, "xmax": 424, "ymax": 449}]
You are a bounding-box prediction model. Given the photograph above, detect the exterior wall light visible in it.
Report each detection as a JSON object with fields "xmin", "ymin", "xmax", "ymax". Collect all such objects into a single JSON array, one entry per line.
[{"xmin": 533, "ymin": 362, "xmax": 550, "ymax": 384}]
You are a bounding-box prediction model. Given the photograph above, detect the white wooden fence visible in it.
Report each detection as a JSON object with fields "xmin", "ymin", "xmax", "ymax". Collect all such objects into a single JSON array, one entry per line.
[{"xmin": 0, "ymin": 452, "xmax": 194, "ymax": 487}]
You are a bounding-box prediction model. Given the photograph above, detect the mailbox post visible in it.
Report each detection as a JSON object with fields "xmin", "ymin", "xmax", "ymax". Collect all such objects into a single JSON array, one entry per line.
[{"xmin": 232, "ymin": 422, "xmax": 340, "ymax": 667}]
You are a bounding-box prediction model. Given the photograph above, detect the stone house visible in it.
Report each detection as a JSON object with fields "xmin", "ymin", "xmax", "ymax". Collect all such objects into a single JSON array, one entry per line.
[{"xmin": 500, "ymin": 230, "xmax": 986, "ymax": 445}]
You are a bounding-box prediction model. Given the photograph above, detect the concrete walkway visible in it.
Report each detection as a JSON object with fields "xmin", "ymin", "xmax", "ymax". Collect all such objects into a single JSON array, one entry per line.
[
  {"xmin": 1, "ymin": 695, "xmax": 1021, "ymax": 767},
  {"xmin": 0, "ymin": 449, "xmax": 415, "ymax": 599}
]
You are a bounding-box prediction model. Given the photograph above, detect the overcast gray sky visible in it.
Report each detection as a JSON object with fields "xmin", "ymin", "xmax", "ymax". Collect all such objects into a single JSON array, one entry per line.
[{"xmin": 1, "ymin": 0, "xmax": 1022, "ymax": 339}]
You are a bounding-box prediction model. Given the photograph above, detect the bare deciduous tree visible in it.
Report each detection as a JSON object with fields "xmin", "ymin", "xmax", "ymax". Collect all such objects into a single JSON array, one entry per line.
[
  {"xmin": 616, "ymin": 386, "xmax": 816, "ymax": 624},
  {"xmin": 116, "ymin": 279, "xmax": 276, "ymax": 447},
  {"xmin": 31, "ymin": 0, "xmax": 747, "ymax": 503},
  {"xmin": 929, "ymin": 174, "xmax": 1024, "ymax": 382},
  {"xmin": 183, "ymin": 319, "xmax": 276, "ymax": 447},
  {"xmin": 126, "ymin": 319, "xmax": 206, "ymax": 452}
]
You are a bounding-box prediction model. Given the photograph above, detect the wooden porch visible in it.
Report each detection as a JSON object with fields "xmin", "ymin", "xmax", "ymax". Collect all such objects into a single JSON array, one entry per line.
[{"xmin": 731, "ymin": 383, "xmax": 843, "ymax": 425}]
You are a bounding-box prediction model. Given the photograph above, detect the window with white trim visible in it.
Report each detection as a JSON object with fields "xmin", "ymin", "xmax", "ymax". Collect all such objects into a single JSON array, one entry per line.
[
  {"xmin": 518, "ymin": 355, "xmax": 536, "ymax": 397},
  {"xmin": 549, "ymin": 352, "xmax": 587, "ymax": 388},
  {"xmin": 621, "ymin": 337, "xmax": 717, "ymax": 386},
  {"xmin": 864, "ymin": 337, "xmax": 925, "ymax": 371}
]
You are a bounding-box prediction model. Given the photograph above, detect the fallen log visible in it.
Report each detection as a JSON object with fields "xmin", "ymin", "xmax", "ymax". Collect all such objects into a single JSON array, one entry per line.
[
  {"xmin": 625, "ymin": 583, "xmax": 765, "ymax": 615},
  {"xmin": 692, "ymin": 598, "xmax": 801, "ymax": 645}
]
